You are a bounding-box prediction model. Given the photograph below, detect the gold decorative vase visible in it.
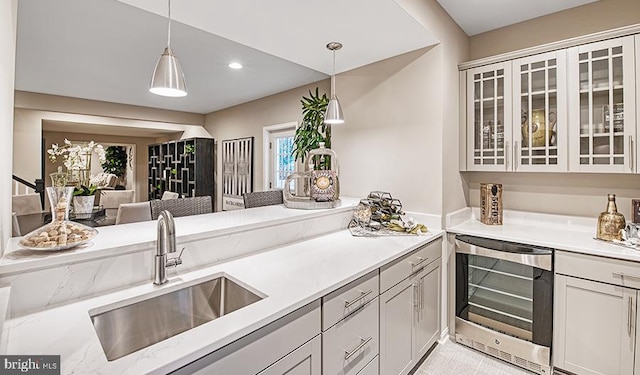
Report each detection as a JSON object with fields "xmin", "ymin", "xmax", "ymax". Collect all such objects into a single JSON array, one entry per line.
[
  {"xmin": 521, "ymin": 109, "xmax": 557, "ymax": 147},
  {"xmin": 597, "ymin": 194, "xmax": 626, "ymax": 241}
]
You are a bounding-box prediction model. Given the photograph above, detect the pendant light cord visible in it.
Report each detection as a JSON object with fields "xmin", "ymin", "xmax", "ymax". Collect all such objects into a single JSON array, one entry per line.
[
  {"xmin": 167, "ymin": 0, "xmax": 172, "ymax": 48},
  {"xmin": 331, "ymin": 50, "xmax": 336, "ymax": 98}
]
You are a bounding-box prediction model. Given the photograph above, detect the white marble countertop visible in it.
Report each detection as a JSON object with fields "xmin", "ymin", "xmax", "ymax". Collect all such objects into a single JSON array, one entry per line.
[
  {"xmin": 447, "ymin": 207, "xmax": 640, "ymax": 263},
  {"xmin": 1, "ymin": 198, "xmax": 360, "ymax": 275},
  {"xmin": 2, "ymin": 228, "xmax": 444, "ymax": 374}
]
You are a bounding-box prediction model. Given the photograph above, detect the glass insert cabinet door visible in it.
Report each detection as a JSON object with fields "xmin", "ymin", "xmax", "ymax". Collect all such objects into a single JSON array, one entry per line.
[
  {"xmin": 466, "ymin": 62, "xmax": 513, "ymax": 171},
  {"xmin": 512, "ymin": 51, "xmax": 568, "ymax": 171},
  {"xmin": 568, "ymin": 36, "xmax": 636, "ymax": 173}
]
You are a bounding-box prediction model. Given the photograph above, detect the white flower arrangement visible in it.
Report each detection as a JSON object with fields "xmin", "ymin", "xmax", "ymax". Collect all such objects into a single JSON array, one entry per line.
[{"xmin": 47, "ymin": 139, "xmax": 106, "ymax": 172}]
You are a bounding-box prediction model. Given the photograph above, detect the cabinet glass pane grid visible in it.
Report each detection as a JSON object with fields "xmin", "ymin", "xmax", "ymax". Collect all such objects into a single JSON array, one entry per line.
[
  {"xmin": 519, "ymin": 59, "xmax": 558, "ymax": 166},
  {"xmin": 579, "ymin": 46, "xmax": 625, "ymax": 166},
  {"xmin": 467, "ymin": 256, "xmax": 533, "ymax": 339},
  {"xmin": 473, "ymin": 69, "xmax": 505, "ymax": 166}
]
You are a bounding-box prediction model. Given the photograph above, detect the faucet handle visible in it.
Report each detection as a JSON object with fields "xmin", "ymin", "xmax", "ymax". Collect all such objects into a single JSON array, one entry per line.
[{"xmin": 166, "ymin": 247, "xmax": 185, "ymax": 268}]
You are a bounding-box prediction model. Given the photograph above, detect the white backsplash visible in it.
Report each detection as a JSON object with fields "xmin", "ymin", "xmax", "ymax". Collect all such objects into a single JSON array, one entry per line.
[{"xmin": 2, "ymin": 209, "xmax": 353, "ymax": 317}]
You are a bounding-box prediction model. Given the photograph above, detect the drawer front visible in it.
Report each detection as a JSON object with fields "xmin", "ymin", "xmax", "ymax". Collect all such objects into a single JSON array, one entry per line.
[
  {"xmin": 323, "ymin": 270, "xmax": 379, "ymax": 330},
  {"xmin": 323, "ymin": 297, "xmax": 379, "ymax": 375},
  {"xmin": 380, "ymin": 238, "xmax": 442, "ymax": 293},
  {"xmin": 556, "ymin": 250, "xmax": 640, "ymax": 289},
  {"xmin": 357, "ymin": 355, "xmax": 378, "ymax": 375},
  {"xmin": 183, "ymin": 301, "xmax": 320, "ymax": 375}
]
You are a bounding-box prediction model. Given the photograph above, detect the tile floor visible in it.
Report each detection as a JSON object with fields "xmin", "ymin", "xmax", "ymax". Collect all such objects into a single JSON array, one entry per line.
[{"xmin": 415, "ymin": 339, "xmax": 533, "ymax": 375}]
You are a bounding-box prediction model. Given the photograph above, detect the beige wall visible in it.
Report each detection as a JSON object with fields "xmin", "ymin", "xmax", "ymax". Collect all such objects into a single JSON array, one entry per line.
[
  {"xmin": 205, "ymin": 81, "xmax": 330, "ymax": 210},
  {"xmin": 1, "ymin": 0, "xmax": 18, "ymax": 253},
  {"xmin": 463, "ymin": 0, "xmax": 640, "ymax": 220},
  {"xmin": 464, "ymin": 172, "xmax": 640, "ymax": 220},
  {"xmin": 42, "ymin": 131, "xmax": 156, "ymax": 203},
  {"xmin": 334, "ymin": 46, "xmax": 444, "ymax": 214},
  {"xmin": 14, "ymin": 91, "xmax": 204, "ymax": 125},
  {"xmin": 206, "ymin": 47, "xmax": 447, "ymax": 214},
  {"xmin": 396, "ymin": 0, "xmax": 470, "ymax": 222},
  {"xmin": 469, "ymin": 0, "xmax": 640, "ymax": 60},
  {"xmin": 205, "ymin": 0, "xmax": 470, "ymax": 218}
]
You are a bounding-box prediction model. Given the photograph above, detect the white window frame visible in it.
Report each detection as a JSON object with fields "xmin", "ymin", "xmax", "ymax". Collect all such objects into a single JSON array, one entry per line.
[{"xmin": 262, "ymin": 121, "xmax": 297, "ymax": 191}]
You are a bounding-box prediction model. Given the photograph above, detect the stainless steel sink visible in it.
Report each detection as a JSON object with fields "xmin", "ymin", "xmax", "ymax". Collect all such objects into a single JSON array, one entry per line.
[{"xmin": 90, "ymin": 276, "xmax": 263, "ymax": 361}]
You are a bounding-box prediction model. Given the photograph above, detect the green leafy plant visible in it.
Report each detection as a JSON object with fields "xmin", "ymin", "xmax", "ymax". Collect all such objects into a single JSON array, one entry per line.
[
  {"xmin": 292, "ymin": 88, "xmax": 332, "ymax": 168},
  {"xmin": 73, "ymin": 184, "xmax": 97, "ymax": 196},
  {"xmin": 184, "ymin": 144, "xmax": 195, "ymax": 154},
  {"xmin": 171, "ymin": 168, "xmax": 177, "ymax": 176},
  {"xmin": 100, "ymin": 146, "xmax": 128, "ymax": 178}
]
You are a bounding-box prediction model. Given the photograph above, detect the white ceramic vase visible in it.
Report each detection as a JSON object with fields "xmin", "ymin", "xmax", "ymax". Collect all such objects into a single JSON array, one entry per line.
[{"xmin": 73, "ymin": 195, "xmax": 95, "ymax": 219}]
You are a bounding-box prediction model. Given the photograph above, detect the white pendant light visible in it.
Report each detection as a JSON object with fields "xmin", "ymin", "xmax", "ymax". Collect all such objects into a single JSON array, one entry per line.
[
  {"xmin": 324, "ymin": 42, "xmax": 344, "ymax": 124},
  {"xmin": 150, "ymin": 0, "xmax": 187, "ymax": 97}
]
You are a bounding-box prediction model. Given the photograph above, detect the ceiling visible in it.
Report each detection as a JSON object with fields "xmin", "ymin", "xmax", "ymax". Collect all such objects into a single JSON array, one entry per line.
[
  {"xmin": 436, "ymin": 0, "xmax": 599, "ymax": 36},
  {"xmin": 15, "ymin": 0, "xmax": 437, "ymax": 115},
  {"xmin": 15, "ymin": 0, "xmax": 600, "ymax": 117}
]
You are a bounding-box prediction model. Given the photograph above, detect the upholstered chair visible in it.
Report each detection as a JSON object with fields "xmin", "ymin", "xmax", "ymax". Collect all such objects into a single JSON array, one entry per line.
[
  {"xmin": 115, "ymin": 202, "xmax": 152, "ymax": 225},
  {"xmin": 12, "ymin": 193, "xmax": 43, "ymax": 216}
]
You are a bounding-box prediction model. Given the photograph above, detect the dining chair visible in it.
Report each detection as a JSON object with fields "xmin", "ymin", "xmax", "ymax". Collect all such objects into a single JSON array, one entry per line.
[
  {"xmin": 11, "ymin": 212, "xmax": 21, "ymax": 237},
  {"xmin": 161, "ymin": 191, "xmax": 180, "ymax": 200},
  {"xmin": 115, "ymin": 202, "xmax": 152, "ymax": 225},
  {"xmin": 243, "ymin": 190, "xmax": 284, "ymax": 209},
  {"xmin": 150, "ymin": 196, "xmax": 212, "ymax": 220},
  {"xmin": 100, "ymin": 190, "xmax": 135, "ymax": 219},
  {"xmin": 12, "ymin": 194, "xmax": 43, "ymax": 216}
]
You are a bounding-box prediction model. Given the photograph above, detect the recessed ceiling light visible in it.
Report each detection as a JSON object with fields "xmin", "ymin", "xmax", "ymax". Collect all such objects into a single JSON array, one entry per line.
[{"xmin": 228, "ymin": 62, "xmax": 243, "ymax": 70}]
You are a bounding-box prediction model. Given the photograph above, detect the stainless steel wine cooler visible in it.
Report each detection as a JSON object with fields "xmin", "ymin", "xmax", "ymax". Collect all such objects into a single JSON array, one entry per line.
[{"xmin": 455, "ymin": 234, "xmax": 554, "ymax": 375}]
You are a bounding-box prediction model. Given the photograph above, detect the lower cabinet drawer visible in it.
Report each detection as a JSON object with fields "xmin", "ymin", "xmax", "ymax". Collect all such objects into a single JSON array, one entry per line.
[
  {"xmin": 380, "ymin": 239, "xmax": 442, "ymax": 293},
  {"xmin": 323, "ymin": 270, "xmax": 379, "ymax": 330},
  {"xmin": 357, "ymin": 355, "xmax": 378, "ymax": 375},
  {"xmin": 322, "ymin": 297, "xmax": 379, "ymax": 375},
  {"xmin": 556, "ymin": 250, "xmax": 640, "ymax": 289}
]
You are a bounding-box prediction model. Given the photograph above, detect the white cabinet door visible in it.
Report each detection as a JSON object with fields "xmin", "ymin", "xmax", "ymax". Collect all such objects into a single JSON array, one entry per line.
[
  {"xmin": 512, "ymin": 50, "xmax": 568, "ymax": 171},
  {"xmin": 258, "ymin": 335, "xmax": 321, "ymax": 375},
  {"xmin": 414, "ymin": 260, "xmax": 440, "ymax": 359},
  {"xmin": 379, "ymin": 276, "xmax": 415, "ymax": 375},
  {"xmin": 568, "ymin": 35, "xmax": 636, "ymax": 173},
  {"xmin": 554, "ymin": 274, "xmax": 635, "ymax": 375},
  {"xmin": 466, "ymin": 61, "xmax": 513, "ymax": 171}
]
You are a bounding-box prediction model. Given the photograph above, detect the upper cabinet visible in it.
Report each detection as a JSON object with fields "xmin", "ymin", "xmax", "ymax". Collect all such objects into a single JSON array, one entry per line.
[
  {"xmin": 568, "ymin": 36, "xmax": 636, "ymax": 173},
  {"xmin": 461, "ymin": 29, "xmax": 639, "ymax": 174},
  {"xmin": 514, "ymin": 51, "xmax": 568, "ymax": 171},
  {"xmin": 466, "ymin": 62, "xmax": 512, "ymax": 171}
]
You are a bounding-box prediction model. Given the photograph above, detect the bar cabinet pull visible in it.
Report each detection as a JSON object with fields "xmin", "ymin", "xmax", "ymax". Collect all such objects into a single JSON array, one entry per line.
[
  {"xmin": 613, "ymin": 272, "xmax": 640, "ymax": 280},
  {"xmin": 514, "ymin": 141, "xmax": 518, "ymax": 171},
  {"xmin": 409, "ymin": 256, "xmax": 428, "ymax": 271},
  {"xmin": 505, "ymin": 141, "xmax": 510, "ymax": 170},
  {"xmin": 630, "ymin": 136, "xmax": 634, "ymax": 171},
  {"xmin": 344, "ymin": 289, "xmax": 373, "ymax": 308},
  {"xmin": 344, "ymin": 336, "xmax": 373, "ymax": 360},
  {"xmin": 629, "ymin": 296, "xmax": 633, "ymax": 336},
  {"xmin": 413, "ymin": 281, "xmax": 419, "ymax": 309}
]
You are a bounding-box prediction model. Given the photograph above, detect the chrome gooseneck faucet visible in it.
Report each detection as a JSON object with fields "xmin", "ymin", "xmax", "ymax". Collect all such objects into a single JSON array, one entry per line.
[{"xmin": 154, "ymin": 210, "xmax": 183, "ymax": 285}]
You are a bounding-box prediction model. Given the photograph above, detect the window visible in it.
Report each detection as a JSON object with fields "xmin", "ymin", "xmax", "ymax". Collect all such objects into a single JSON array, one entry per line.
[{"xmin": 269, "ymin": 129, "xmax": 295, "ymax": 189}]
